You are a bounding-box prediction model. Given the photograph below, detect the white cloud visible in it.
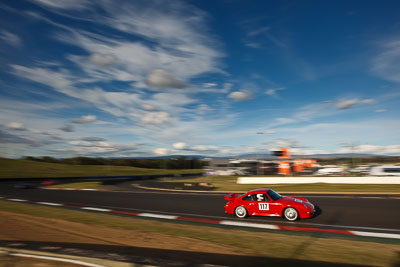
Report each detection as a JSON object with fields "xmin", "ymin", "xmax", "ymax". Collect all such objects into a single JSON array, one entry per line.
[
  {"xmin": 361, "ymin": 98, "xmax": 375, "ymax": 105},
  {"xmin": 173, "ymin": 142, "xmax": 187, "ymax": 150},
  {"xmin": 72, "ymin": 115, "xmax": 96, "ymax": 124},
  {"xmin": 203, "ymin": 83, "xmax": 217, "ymax": 88},
  {"xmin": 30, "ymin": 129, "xmax": 60, "ymax": 138},
  {"xmin": 265, "ymin": 87, "xmax": 285, "ymax": 97},
  {"xmin": 54, "ymin": 139, "xmax": 141, "ymax": 156},
  {"xmin": 244, "ymin": 42, "xmax": 262, "ymax": 49},
  {"xmin": 9, "ymin": 64, "xmax": 197, "ymax": 129},
  {"xmin": 247, "ymin": 26, "xmax": 271, "ymax": 37},
  {"xmin": 375, "ymin": 109, "xmax": 387, "ymax": 113},
  {"xmin": 0, "ymin": 30, "xmax": 21, "ymax": 47},
  {"xmin": 7, "ymin": 122, "xmax": 26, "ymax": 131},
  {"xmin": 267, "ymin": 138, "xmax": 300, "ymax": 151},
  {"xmin": 11, "ymin": 64, "xmax": 75, "ymax": 96},
  {"xmin": 336, "ymin": 98, "xmax": 376, "ymax": 109},
  {"xmin": 274, "ymin": 118, "xmax": 400, "ymax": 155},
  {"xmin": 59, "ymin": 124, "xmax": 74, "ymax": 132},
  {"xmin": 153, "ymin": 148, "xmax": 168, "ymax": 156},
  {"xmin": 145, "ymin": 69, "xmax": 186, "ymax": 89},
  {"xmin": 191, "ymin": 145, "xmax": 220, "ymax": 152},
  {"xmin": 54, "ymin": 146, "xmax": 116, "ymax": 155},
  {"xmin": 142, "ymin": 104, "xmax": 157, "ymax": 111},
  {"xmin": 68, "ymin": 140, "xmax": 112, "ymax": 147},
  {"xmin": 89, "ymin": 53, "xmax": 118, "ymax": 66},
  {"xmin": 141, "ymin": 112, "xmax": 171, "ymax": 125},
  {"xmin": 82, "ymin": 136, "xmax": 106, "ymax": 142},
  {"xmin": 228, "ymin": 90, "xmax": 252, "ymax": 101},
  {"xmin": 170, "ymin": 142, "xmax": 228, "ymax": 155},
  {"xmin": 275, "ymin": 117, "xmax": 296, "ymax": 125},
  {"xmin": 196, "ymin": 104, "xmax": 213, "ymax": 115},
  {"xmin": 32, "ymin": 0, "xmax": 91, "ymax": 10},
  {"xmin": 336, "ymin": 99, "xmax": 358, "ymax": 109},
  {"xmin": 8, "ymin": 0, "xmax": 227, "ymax": 151},
  {"xmin": 195, "ymin": 82, "xmax": 232, "ymax": 94},
  {"xmin": 371, "ymin": 39, "xmax": 400, "ymax": 83},
  {"xmin": 51, "ymin": 1, "xmax": 224, "ymax": 83},
  {"xmin": 338, "ymin": 144, "xmax": 400, "ymax": 156}
]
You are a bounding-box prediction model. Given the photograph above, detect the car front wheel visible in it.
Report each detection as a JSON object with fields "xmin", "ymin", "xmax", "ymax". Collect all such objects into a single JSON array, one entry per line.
[
  {"xmin": 235, "ymin": 206, "xmax": 248, "ymax": 218},
  {"xmin": 283, "ymin": 207, "xmax": 298, "ymax": 221}
]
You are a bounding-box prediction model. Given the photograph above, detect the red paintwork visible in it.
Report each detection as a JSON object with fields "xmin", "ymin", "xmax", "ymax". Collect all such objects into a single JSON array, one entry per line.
[
  {"xmin": 224, "ymin": 188, "xmax": 315, "ymax": 219},
  {"xmin": 41, "ymin": 180, "xmax": 57, "ymax": 186}
]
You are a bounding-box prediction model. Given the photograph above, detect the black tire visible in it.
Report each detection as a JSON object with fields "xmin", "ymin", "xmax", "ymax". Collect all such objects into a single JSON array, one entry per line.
[
  {"xmin": 283, "ymin": 207, "xmax": 299, "ymax": 221},
  {"xmin": 235, "ymin": 206, "xmax": 248, "ymax": 218}
]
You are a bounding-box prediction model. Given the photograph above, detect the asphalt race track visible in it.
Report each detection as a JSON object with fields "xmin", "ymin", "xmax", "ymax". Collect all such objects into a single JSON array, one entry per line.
[{"xmin": 1, "ymin": 181, "xmax": 399, "ymax": 235}]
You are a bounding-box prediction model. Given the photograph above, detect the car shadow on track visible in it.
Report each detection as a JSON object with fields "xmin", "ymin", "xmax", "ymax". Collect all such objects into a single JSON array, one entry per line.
[
  {"xmin": 312, "ymin": 205, "xmax": 322, "ymax": 219},
  {"xmin": 0, "ymin": 240, "xmax": 368, "ymax": 267}
]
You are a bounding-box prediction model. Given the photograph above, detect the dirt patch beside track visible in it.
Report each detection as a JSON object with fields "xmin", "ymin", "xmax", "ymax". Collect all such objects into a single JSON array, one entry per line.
[
  {"xmin": 0, "ymin": 211, "xmax": 250, "ymax": 265},
  {"xmin": 0, "ymin": 211, "xmax": 246, "ymax": 254}
]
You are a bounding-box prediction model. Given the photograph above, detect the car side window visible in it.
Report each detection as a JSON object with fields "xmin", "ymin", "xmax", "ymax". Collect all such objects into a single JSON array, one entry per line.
[{"xmin": 241, "ymin": 195, "xmax": 254, "ymax": 201}]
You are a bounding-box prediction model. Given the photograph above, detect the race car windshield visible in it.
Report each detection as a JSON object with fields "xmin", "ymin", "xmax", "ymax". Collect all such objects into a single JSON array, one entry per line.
[{"xmin": 268, "ymin": 189, "xmax": 282, "ymax": 201}]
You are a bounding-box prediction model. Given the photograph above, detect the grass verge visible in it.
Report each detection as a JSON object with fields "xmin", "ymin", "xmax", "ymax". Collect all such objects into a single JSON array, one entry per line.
[
  {"xmin": 0, "ymin": 158, "xmax": 202, "ymax": 179},
  {"xmin": 0, "ymin": 200, "xmax": 399, "ymax": 266},
  {"xmin": 163, "ymin": 176, "xmax": 400, "ymax": 193},
  {"xmin": 46, "ymin": 176, "xmax": 400, "ymax": 193}
]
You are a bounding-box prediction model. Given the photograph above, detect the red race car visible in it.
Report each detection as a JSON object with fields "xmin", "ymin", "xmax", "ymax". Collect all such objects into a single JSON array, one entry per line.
[{"xmin": 224, "ymin": 188, "xmax": 315, "ymax": 221}]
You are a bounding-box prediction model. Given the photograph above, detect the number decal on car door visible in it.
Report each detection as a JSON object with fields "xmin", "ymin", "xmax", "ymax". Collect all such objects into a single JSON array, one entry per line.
[{"xmin": 258, "ymin": 203, "xmax": 269, "ymax": 210}]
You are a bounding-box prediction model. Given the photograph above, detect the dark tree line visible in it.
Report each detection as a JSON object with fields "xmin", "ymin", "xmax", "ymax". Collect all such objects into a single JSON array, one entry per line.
[{"xmin": 23, "ymin": 156, "xmax": 207, "ymax": 169}]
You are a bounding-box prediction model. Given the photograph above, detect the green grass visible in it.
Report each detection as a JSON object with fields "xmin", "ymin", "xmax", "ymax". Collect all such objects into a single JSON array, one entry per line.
[
  {"xmin": 164, "ymin": 176, "xmax": 400, "ymax": 193},
  {"xmin": 47, "ymin": 174, "xmax": 400, "ymax": 193},
  {"xmin": 0, "ymin": 200, "xmax": 399, "ymax": 266},
  {"xmin": 0, "ymin": 157, "xmax": 202, "ymax": 179}
]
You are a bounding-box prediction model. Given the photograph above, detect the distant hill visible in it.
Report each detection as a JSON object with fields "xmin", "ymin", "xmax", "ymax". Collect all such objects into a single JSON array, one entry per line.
[
  {"xmin": 114, "ymin": 155, "xmax": 214, "ymax": 160},
  {"xmin": 115, "ymin": 153, "xmax": 383, "ymax": 160},
  {"xmin": 234, "ymin": 153, "xmax": 378, "ymax": 159}
]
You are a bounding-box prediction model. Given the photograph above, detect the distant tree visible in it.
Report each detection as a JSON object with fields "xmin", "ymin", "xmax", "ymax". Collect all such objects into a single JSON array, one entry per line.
[
  {"xmin": 24, "ymin": 156, "xmax": 40, "ymax": 162},
  {"xmin": 22, "ymin": 155, "xmax": 208, "ymax": 169},
  {"xmin": 40, "ymin": 156, "xmax": 59, "ymax": 163}
]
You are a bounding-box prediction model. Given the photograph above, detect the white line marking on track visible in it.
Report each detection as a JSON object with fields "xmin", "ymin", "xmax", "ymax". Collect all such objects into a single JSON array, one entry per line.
[
  {"xmin": 36, "ymin": 202, "xmax": 63, "ymax": 206},
  {"xmin": 220, "ymin": 220, "xmax": 279, "ymax": 230},
  {"xmin": 8, "ymin": 199, "xmax": 27, "ymax": 202},
  {"xmin": 64, "ymin": 202, "xmax": 228, "ymax": 220},
  {"xmin": 350, "ymin": 231, "xmax": 400, "ymax": 239},
  {"xmin": 138, "ymin": 213, "xmax": 178, "ymax": 220},
  {"xmin": 81, "ymin": 207, "xmax": 111, "ymax": 212},
  {"xmin": 9, "ymin": 252, "xmax": 106, "ymax": 267},
  {"xmin": 57, "ymin": 201, "xmax": 400, "ymax": 233}
]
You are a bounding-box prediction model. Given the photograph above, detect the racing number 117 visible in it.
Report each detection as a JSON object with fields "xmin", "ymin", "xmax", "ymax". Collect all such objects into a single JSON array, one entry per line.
[{"xmin": 258, "ymin": 203, "xmax": 269, "ymax": 211}]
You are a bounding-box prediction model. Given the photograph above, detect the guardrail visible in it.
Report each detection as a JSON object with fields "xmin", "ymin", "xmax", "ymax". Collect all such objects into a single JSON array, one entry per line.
[{"xmin": 237, "ymin": 176, "xmax": 400, "ymax": 184}]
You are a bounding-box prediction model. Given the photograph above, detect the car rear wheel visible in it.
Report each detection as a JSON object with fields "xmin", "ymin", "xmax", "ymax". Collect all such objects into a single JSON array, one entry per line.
[
  {"xmin": 283, "ymin": 207, "xmax": 298, "ymax": 221},
  {"xmin": 235, "ymin": 206, "xmax": 247, "ymax": 218}
]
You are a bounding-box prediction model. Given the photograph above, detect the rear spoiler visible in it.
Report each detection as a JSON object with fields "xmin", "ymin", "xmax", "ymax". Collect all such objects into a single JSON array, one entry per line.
[{"xmin": 224, "ymin": 193, "xmax": 239, "ymax": 201}]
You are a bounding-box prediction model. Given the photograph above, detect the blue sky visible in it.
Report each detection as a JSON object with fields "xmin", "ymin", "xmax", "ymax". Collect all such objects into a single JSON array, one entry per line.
[{"xmin": 0, "ymin": 0, "xmax": 399, "ymax": 158}]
